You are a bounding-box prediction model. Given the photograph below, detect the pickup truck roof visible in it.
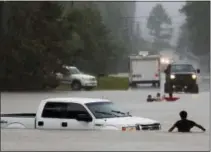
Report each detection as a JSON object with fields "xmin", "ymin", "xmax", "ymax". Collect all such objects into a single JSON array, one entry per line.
[{"xmin": 42, "ymin": 97, "xmax": 110, "ymax": 104}]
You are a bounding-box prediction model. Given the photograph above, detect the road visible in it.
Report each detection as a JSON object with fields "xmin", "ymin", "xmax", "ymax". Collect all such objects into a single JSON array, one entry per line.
[{"xmin": 0, "ymin": 79, "xmax": 210, "ymax": 151}]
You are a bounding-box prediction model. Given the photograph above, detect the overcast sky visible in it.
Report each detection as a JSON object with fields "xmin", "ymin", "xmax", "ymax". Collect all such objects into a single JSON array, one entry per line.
[{"xmin": 135, "ymin": 2, "xmax": 186, "ymax": 45}]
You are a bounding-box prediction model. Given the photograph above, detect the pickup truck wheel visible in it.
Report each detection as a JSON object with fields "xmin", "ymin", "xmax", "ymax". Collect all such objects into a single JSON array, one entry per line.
[
  {"xmin": 157, "ymin": 82, "xmax": 160, "ymax": 87},
  {"xmin": 152, "ymin": 83, "xmax": 156, "ymax": 87},
  {"xmin": 71, "ymin": 81, "xmax": 82, "ymax": 91}
]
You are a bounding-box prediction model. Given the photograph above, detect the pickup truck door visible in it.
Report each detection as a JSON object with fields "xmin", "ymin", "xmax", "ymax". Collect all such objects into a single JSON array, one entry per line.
[
  {"xmin": 61, "ymin": 73, "xmax": 72, "ymax": 84},
  {"xmin": 36, "ymin": 118, "xmax": 62, "ymax": 129},
  {"xmin": 36, "ymin": 102, "xmax": 67, "ymax": 129},
  {"xmin": 60, "ymin": 103, "xmax": 94, "ymax": 130}
]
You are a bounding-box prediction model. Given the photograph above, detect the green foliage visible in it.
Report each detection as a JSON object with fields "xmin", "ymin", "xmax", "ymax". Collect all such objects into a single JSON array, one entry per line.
[
  {"xmin": 0, "ymin": 2, "xmax": 122, "ymax": 90},
  {"xmin": 94, "ymin": 2, "xmax": 137, "ymax": 72},
  {"xmin": 0, "ymin": 2, "xmax": 70, "ymax": 90},
  {"xmin": 64, "ymin": 7, "xmax": 118, "ymax": 74},
  {"xmin": 180, "ymin": 1, "xmax": 210, "ymax": 56},
  {"xmin": 147, "ymin": 3, "xmax": 173, "ymax": 51},
  {"xmin": 131, "ymin": 21, "xmax": 146, "ymax": 54},
  {"xmin": 176, "ymin": 23, "xmax": 190, "ymax": 54},
  {"xmin": 96, "ymin": 76, "xmax": 129, "ymax": 90}
]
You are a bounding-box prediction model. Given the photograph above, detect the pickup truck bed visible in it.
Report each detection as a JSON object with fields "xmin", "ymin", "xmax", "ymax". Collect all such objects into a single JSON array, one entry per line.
[
  {"xmin": 1, "ymin": 113, "xmax": 36, "ymax": 129},
  {"xmin": 1, "ymin": 113, "xmax": 36, "ymax": 117}
]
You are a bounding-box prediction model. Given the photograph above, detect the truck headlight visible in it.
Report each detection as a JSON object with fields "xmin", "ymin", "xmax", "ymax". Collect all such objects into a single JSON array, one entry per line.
[
  {"xmin": 192, "ymin": 74, "xmax": 197, "ymax": 79},
  {"xmin": 161, "ymin": 58, "xmax": 165, "ymax": 63},
  {"xmin": 165, "ymin": 59, "xmax": 170, "ymax": 64},
  {"xmin": 170, "ymin": 74, "xmax": 175, "ymax": 79},
  {"xmin": 161, "ymin": 58, "xmax": 170, "ymax": 64},
  {"xmin": 122, "ymin": 126, "xmax": 136, "ymax": 131}
]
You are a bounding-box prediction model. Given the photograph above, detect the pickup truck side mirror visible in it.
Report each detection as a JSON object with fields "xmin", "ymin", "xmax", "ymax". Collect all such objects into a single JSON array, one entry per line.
[
  {"xmin": 76, "ymin": 114, "xmax": 92, "ymax": 122},
  {"xmin": 196, "ymin": 69, "xmax": 200, "ymax": 73}
]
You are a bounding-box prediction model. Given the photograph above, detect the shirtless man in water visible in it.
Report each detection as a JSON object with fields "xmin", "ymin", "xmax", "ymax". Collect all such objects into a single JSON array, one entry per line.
[{"xmin": 168, "ymin": 110, "xmax": 206, "ymax": 132}]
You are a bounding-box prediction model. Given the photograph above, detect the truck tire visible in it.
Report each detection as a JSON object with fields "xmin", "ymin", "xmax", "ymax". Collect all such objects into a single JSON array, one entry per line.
[
  {"xmin": 191, "ymin": 84, "xmax": 199, "ymax": 94},
  {"xmin": 71, "ymin": 80, "xmax": 82, "ymax": 91},
  {"xmin": 152, "ymin": 82, "xmax": 156, "ymax": 87},
  {"xmin": 157, "ymin": 82, "xmax": 160, "ymax": 87}
]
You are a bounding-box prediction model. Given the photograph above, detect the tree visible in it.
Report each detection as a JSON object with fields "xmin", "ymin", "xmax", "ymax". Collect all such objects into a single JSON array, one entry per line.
[
  {"xmin": 147, "ymin": 3, "xmax": 173, "ymax": 51},
  {"xmin": 0, "ymin": 2, "xmax": 139, "ymax": 90},
  {"xmin": 131, "ymin": 21, "xmax": 146, "ymax": 54},
  {"xmin": 63, "ymin": 7, "xmax": 119, "ymax": 74},
  {"xmin": 94, "ymin": 2, "xmax": 137, "ymax": 72},
  {"xmin": 180, "ymin": 1, "xmax": 210, "ymax": 72},
  {"xmin": 0, "ymin": 2, "xmax": 78, "ymax": 90},
  {"xmin": 176, "ymin": 23, "xmax": 190, "ymax": 55},
  {"xmin": 180, "ymin": 1, "xmax": 210, "ymax": 56}
]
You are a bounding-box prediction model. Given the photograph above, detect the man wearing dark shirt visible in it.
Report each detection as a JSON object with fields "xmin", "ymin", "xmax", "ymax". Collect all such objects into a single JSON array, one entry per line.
[{"xmin": 168, "ymin": 110, "xmax": 206, "ymax": 132}]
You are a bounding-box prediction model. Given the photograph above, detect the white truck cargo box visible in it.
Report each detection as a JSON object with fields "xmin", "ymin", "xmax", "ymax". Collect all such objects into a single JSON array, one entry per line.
[{"xmin": 129, "ymin": 55, "xmax": 161, "ymax": 87}]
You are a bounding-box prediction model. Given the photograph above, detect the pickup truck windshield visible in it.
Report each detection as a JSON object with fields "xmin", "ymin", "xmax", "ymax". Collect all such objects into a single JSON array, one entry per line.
[
  {"xmin": 171, "ymin": 64, "xmax": 195, "ymax": 73},
  {"xmin": 86, "ymin": 102, "xmax": 129, "ymax": 119}
]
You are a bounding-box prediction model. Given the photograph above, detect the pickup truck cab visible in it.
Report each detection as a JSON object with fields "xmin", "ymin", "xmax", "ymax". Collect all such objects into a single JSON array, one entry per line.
[
  {"xmin": 1, "ymin": 98, "xmax": 161, "ymax": 131},
  {"xmin": 57, "ymin": 66, "xmax": 97, "ymax": 91}
]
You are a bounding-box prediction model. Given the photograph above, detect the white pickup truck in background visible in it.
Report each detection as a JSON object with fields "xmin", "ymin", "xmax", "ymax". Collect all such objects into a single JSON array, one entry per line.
[
  {"xmin": 57, "ymin": 66, "xmax": 97, "ymax": 91},
  {"xmin": 1, "ymin": 97, "xmax": 161, "ymax": 131}
]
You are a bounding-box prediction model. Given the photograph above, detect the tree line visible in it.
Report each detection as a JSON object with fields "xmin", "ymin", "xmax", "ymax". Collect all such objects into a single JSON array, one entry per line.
[
  {"xmin": 0, "ymin": 2, "xmax": 175, "ymax": 90},
  {"xmin": 0, "ymin": 1, "xmax": 138, "ymax": 90},
  {"xmin": 1, "ymin": 1, "xmax": 207, "ymax": 90},
  {"xmin": 176, "ymin": 1, "xmax": 210, "ymax": 71}
]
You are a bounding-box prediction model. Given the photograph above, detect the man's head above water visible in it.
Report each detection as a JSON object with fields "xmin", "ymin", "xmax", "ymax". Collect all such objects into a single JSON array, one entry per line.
[{"xmin": 180, "ymin": 110, "xmax": 187, "ymax": 120}]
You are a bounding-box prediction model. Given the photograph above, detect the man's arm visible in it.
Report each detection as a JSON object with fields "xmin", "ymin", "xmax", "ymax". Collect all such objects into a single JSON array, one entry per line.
[
  {"xmin": 194, "ymin": 123, "xmax": 206, "ymax": 131},
  {"xmin": 168, "ymin": 122, "xmax": 177, "ymax": 132}
]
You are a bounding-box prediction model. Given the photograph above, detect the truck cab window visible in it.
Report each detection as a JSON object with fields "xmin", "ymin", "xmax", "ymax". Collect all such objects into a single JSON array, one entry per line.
[
  {"xmin": 42, "ymin": 102, "xmax": 67, "ymax": 118},
  {"xmin": 64, "ymin": 103, "xmax": 90, "ymax": 119}
]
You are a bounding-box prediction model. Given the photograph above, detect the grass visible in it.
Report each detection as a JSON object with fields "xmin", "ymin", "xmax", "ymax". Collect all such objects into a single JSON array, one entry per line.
[
  {"xmin": 55, "ymin": 76, "xmax": 129, "ymax": 91},
  {"xmin": 96, "ymin": 76, "xmax": 129, "ymax": 90}
]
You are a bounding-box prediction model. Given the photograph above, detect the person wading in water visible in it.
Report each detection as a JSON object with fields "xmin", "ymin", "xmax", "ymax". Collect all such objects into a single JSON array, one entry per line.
[{"xmin": 168, "ymin": 110, "xmax": 206, "ymax": 132}]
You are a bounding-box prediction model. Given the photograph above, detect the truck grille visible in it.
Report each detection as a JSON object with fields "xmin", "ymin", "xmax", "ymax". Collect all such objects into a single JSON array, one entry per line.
[
  {"xmin": 175, "ymin": 74, "xmax": 192, "ymax": 80},
  {"xmin": 136, "ymin": 123, "xmax": 161, "ymax": 131}
]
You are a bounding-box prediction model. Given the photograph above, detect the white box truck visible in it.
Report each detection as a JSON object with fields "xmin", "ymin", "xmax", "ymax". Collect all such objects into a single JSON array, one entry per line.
[{"xmin": 129, "ymin": 55, "xmax": 161, "ymax": 87}]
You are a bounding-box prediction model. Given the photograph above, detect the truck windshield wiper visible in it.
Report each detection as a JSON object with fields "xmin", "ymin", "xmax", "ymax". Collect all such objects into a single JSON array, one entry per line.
[
  {"xmin": 111, "ymin": 110, "xmax": 125, "ymax": 115},
  {"xmin": 95, "ymin": 111, "xmax": 119, "ymax": 117},
  {"xmin": 111, "ymin": 110, "xmax": 131, "ymax": 116}
]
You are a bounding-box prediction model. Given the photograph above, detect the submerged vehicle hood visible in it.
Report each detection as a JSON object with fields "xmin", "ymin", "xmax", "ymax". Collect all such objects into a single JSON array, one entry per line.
[{"xmin": 95, "ymin": 116, "xmax": 159, "ymax": 128}]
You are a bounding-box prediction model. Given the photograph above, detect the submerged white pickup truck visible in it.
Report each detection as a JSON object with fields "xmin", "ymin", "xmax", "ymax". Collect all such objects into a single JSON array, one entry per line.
[{"xmin": 1, "ymin": 98, "xmax": 161, "ymax": 131}]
